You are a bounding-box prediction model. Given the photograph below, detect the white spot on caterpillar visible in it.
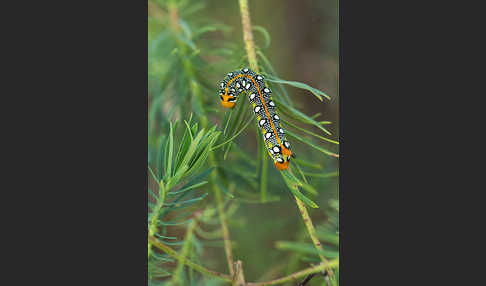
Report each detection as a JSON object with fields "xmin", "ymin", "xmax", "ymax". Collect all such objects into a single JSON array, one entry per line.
[
  {"xmin": 242, "ymin": 80, "xmax": 246, "ymax": 86},
  {"xmin": 273, "ymin": 114, "xmax": 280, "ymax": 120},
  {"xmin": 265, "ymin": 132, "xmax": 272, "ymax": 139},
  {"xmin": 264, "ymin": 88, "xmax": 270, "ymax": 93},
  {"xmin": 276, "ymin": 157, "xmax": 284, "ymax": 163},
  {"xmin": 254, "ymin": 106, "xmax": 261, "ymax": 113},
  {"xmin": 243, "ymin": 68, "xmax": 249, "ymax": 72},
  {"xmin": 250, "ymin": 93, "xmax": 256, "ymax": 100},
  {"xmin": 221, "ymin": 82, "xmax": 224, "ymax": 88},
  {"xmin": 257, "ymin": 75, "xmax": 263, "ymax": 80},
  {"xmin": 245, "ymin": 83, "xmax": 251, "ymax": 89},
  {"xmin": 279, "ymin": 128, "xmax": 284, "ymax": 133},
  {"xmin": 270, "ymin": 149, "xmax": 275, "ymax": 155},
  {"xmin": 236, "ymin": 83, "xmax": 240, "ymax": 88},
  {"xmin": 273, "ymin": 146, "xmax": 280, "ymax": 153},
  {"xmin": 259, "ymin": 119, "xmax": 266, "ymax": 126},
  {"xmin": 269, "ymin": 101, "xmax": 275, "ymax": 107},
  {"xmin": 284, "ymin": 141, "xmax": 290, "ymax": 148}
]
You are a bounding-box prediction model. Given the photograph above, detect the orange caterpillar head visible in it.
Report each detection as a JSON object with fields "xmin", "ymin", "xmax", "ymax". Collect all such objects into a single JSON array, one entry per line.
[
  {"xmin": 274, "ymin": 146, "xmax": 294, "ymax": 170},
  {"xmin": 220, "ymin": 94, "xmax": 236, "ymax": 109}
]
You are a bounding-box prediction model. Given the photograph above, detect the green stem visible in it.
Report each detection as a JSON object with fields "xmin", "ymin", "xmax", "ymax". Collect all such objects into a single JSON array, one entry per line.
[
  {"xmin": 246, "ymin": 260, "xmax": 338, "ymax": 286},
  {"xmin": 148, "ymin": 180, "xmax": 167, "ymax": 259},
  {"xmin": 148, "ymin": 236, "xmax": 232, "ymax": 282}
]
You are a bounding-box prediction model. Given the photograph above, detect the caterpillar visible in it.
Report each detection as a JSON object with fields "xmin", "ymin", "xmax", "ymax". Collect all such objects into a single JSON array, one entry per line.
[{"xmin": 219, "ymin": 67, "xmax": 293, "ymax": 170}]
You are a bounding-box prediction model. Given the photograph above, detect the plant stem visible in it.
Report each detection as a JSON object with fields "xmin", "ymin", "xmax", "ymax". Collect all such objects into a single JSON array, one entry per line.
[
  {"xmin": 148, "ymin": 180, "xmax": 167, "ymax": 259},
  {"xmin": 233, "ymin": 260, "xmax": 246, "ymax": 286},
  {"xmin": 209, "ymin": 155, "xmax": 235, "ymax": 276},
  {"xmin": 150, "ymin": 235, "xmax": 338, "ymax": 286},
  {"xmin": 294, "ymin": 196, "xmax": 335, "ymax": 280},
  {"xmin": 170, "ymin": 218, "xmax": 197, "ymax": 285},
  {"xmin": 239, "ymin": 0, "xmax": 259, "ymax": 72},
  {"xmin": 237, "ymin": 1, "xmax": 257, "ymax": 280},
  {"xmin": 239, "ymin": 0, "xmax": 269, "ymax": 205},
  {"xmin": 149, "ymin": 236, "xmax": 233, "ymax": 282},
  {"xmin": 246, "ymin": 260, "xmax": 338, "ymax": 286}
]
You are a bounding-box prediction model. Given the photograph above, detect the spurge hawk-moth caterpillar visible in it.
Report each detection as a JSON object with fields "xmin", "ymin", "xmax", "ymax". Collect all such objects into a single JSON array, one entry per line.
[{"xmin": 219, "ymin": 68, "xmax": 293, "ymax": 170}]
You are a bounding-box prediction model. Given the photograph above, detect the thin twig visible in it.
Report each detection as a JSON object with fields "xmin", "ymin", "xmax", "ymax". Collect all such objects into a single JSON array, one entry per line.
[
  {"xmin": 210, "ymin": 161, "xmax": 235, "ymax": 276},
  {"xmin": 246, "ymin": 261, "xmax": 338, "ymax": 286},
  {"xmin": 148, "ymin": 236, "xmax": 233, "ymax": 282},
  {"xmin": 233, "ymin": 260, "xmax": 247, "ymax": 286},
  {"xmin": 294, "ymin": 196, "xmax": 334, "ymax": 278},
  {"xmin": 297, "ymin": 273, "xmax": 317, "ymax": 286}
]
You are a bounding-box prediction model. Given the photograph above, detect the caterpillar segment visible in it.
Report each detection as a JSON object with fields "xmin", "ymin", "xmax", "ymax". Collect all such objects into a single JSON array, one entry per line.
[{"xmin": 219, "ymin": 68, "xmax": 293, "ymax": 170}]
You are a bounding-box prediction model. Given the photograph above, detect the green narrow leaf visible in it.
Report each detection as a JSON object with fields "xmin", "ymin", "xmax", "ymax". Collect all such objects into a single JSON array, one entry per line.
[
  {"xmin": 168, "ymin": 181, "xmax": 208, "ymax": 196},
  {"xmin": 148, "ymin": 165, "xmax": 159, "ymax": 185},
  {"xmin": 257, "ymin": 50, "xmax": 292, "ymax": 106},
  {"xmin": 164, "ymin": 193, "xmax": 208, "ymax": 207},
  {"xmin": 281, "ymin": 170, "xmax": 318, "ymax": 208},
  {"xmin": 167, "ymin": 122, "xmax": 174, "ymax": 176},
  {"xmin": 252, "ymin": 25, "xmax": 271, "ymax": 49},
  {"xmin": 157, "ymin": 135, "xmax": 167, "ymax": 179},
  {"xmin": 175, "ymin": 122, "xmax": 192, "ymax": 170},
  {"xmin": 266, "ymin": 77, "xmax": 330, "ymax": 101},
  {"xmin": 211, "ymin": 116, "xmax": 253, "ymax": 150},
  {"xmin": 276, "ymin": 241, "xmax": 338, "ymax": 258},
  {"xmin": 302, "ymin": 171, "xmax": 339, "ymax": 178},
  {"xmin": 215, "ymin": 181, "xmax": 235, "ymax": 199},
  {"xmin": 276, "ymin": 100, "xmax": 332, "ymax": 136},
  {"xmin": 223, "ymin": 109, "xmax": 233, "ymax": 135},
  {"xmin": 159, "ymin": 218, "xmax": 193, "ymax": 226},
  {"xmin": 286, "ymin": 129, "xmax": 339, "ymax": 158},
  {"xmin": 282, "ymin": 118, "xmax": 339, "ymax": 145},
  {"xmin": 184, "ymin": 166, "xmax": 215, "ymax": 187},
  {"xmin": 292, "ymin": 158, "xmax": 322, "ymax": 169}
]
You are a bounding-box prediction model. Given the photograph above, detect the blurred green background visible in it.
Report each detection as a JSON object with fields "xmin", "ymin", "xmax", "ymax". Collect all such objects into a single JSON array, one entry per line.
[
  {"xmin": 204, "ymin": 0, "xmax": 338, "ymax": 136},
  {"xmin": 148, "ymin": 0, "xmax": 338, "ymax": 284}
]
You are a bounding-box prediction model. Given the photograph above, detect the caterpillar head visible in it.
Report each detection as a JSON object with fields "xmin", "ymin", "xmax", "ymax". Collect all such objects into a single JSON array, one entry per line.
[
  {"xmin": 220, "ymin": 94, "xmax": 236, "ymax": 109},
  {"xmin": 271, "ymin": 144, "xmax": 293, "ymax": 170}
]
